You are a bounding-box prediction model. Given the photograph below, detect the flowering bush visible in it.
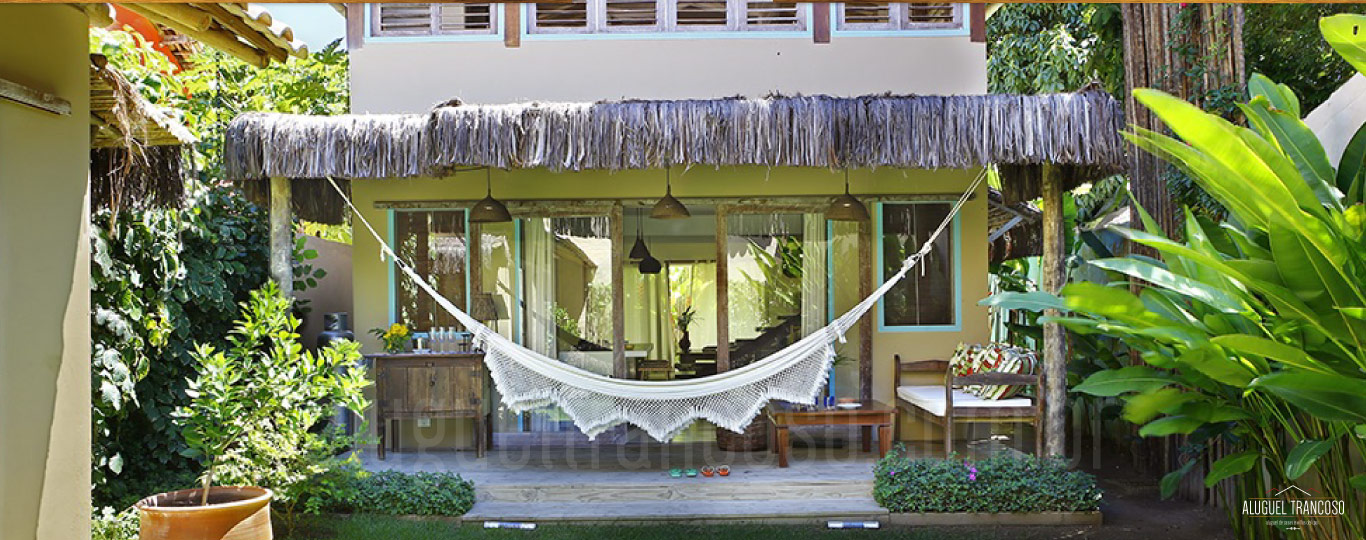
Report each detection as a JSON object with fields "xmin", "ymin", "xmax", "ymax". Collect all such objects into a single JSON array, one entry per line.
[{"xmin": 873, "ymin": 446, "xmax": 1101, "ymax": 513}]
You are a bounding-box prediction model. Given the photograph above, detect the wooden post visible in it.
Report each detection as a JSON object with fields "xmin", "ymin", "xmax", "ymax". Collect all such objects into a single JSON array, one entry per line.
[
  {"xmin": 345, "ymin": 4, "xmax": 365, "ymax": 50},
  {"xmin": 611, "ymin": 203, "xmax": 626, "ymax": 379},
  {"xmin": 504, "ymin": 3, "xmax": 521, "ymax": 48},
  {"xmin": 269, "ymin": 177, "xmax": 293, "ymax": 297},
  {"xmin": 1040, "ymin": 164, "xmax": 1067, "ymax": 458},
  {"xmin": 715, "ymin": 205, "xmax": 730, "ymax": 372},
  {"xmin": 812, "ymin": 5, "xmax": 830, "ymax": 44},
  {"xmin": 858, "ymin": 219, "xmax": 872, "ymax": 403}
]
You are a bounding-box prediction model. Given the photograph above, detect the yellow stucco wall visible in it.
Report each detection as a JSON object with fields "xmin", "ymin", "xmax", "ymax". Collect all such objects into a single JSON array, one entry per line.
[
  {"xmin": 350, "ymin": 166, "xmax": 987, "ymax": 447},
  {"xmin": 0, "ymin": 4, "xmax": 92, "ymax": 539},
  {"xmin": 351, "ymin": 24, "xmax": 986, "ymax": 111}
]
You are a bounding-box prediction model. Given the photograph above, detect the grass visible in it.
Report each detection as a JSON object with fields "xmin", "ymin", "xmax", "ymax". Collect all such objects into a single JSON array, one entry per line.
[{"xmin": 288, "ymin": 515, "xmax": 1091, "ymax": 540}]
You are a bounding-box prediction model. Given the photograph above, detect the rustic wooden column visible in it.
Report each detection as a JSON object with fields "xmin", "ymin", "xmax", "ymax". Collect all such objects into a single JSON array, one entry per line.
[
  {"xmin": 858, "ymin": 219, "xmax": 873, "ymax": 403},
  {"xmin": 269, "ymin": 176, "xmax": 293, "ymax": 297},
  {"xmin": 610, "ymin": 203, "xmax": 627, "ymax": 379},
  {"xmin": 715, "ymin": 205, "xmax": 730, "ymax": 372},
  {"xmin": 1040, "ymin": 164, "xmax": 1067, "ymax": 458}
]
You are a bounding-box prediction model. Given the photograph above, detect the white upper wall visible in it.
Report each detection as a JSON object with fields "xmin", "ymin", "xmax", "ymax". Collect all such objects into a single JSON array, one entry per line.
[
  {"xmin": 1306, "ymin": 73, "xmax": 1366, "ymax": 167},
  {"xmin": 348, "ymin": 3, "xmax": 986, "ymax": 112}
]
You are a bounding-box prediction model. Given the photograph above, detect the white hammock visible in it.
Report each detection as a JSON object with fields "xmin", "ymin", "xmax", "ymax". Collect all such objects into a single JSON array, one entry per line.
[{"xmin": 330, "ymin": 172, "xmax": 983, "ymax": 441}]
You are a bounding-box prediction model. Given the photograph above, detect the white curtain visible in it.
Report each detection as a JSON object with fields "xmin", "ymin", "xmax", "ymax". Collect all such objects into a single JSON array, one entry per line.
[
  {"xmin": 801, "ymin": 214, "xmax": 827, "ymax": 337},
  {"xmin": 524, "ymin": 219, "xmax": 557, "ymax": 359}
]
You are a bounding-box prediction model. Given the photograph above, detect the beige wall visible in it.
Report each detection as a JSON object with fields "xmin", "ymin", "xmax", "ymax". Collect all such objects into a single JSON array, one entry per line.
[
  {"xmin": 351, "ymin": 30, "xmax": 986, "ymax": 111},
  {"xmin": 350, "ymin": 166, "xmax": 987, "ymax": 446},
  {"xmin": 0, "ymin": 4, "xmax": 91, "ymax": 539},
  {"xmin": 296, "ymin": 235, "xmax": 355, "ymax": 349}
]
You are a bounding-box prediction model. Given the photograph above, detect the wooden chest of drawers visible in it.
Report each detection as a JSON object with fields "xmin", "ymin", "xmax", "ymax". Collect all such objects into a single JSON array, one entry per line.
[{"xmin": 368, "ymin": 352, "xmax": 487, "ymax": 459}]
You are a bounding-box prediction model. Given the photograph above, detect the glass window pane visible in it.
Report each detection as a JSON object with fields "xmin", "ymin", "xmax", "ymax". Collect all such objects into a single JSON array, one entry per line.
[
  {"xmin": 881, "ymin": 203, "xmax": 955, "ymax": 327},
  {"xmin": 726, "ymin": 213, "xmax": 806, "ymax": 368},
  {"xmin": 394, "ymin": 210, "xmax": 467, "ymax": 332}
]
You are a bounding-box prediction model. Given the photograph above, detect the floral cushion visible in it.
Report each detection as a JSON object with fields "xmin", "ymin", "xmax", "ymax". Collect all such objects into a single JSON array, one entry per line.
[{"xmin": 949, "ymin": 343, "xmax": 1038, "ymax": 400}]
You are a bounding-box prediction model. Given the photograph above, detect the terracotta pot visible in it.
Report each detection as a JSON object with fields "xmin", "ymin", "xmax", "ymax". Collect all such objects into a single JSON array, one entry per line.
[{"xmin": 136, "ymin": 486, "xmax": 273, "ymax": 540}]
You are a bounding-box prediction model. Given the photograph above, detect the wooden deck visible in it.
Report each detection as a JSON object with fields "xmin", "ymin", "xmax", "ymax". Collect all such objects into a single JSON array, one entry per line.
[{"xmin": 359, "ymin": 432, "xmax": 1024, "ymax": 523}]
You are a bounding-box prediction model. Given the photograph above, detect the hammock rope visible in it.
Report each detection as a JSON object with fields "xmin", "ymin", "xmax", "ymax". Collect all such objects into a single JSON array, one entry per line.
[{"xmin": 328, "ymin": 170, "xmax": 985, "ymax": 441}]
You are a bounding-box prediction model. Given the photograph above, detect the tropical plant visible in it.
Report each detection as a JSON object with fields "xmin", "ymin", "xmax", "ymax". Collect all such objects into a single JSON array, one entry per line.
[
  {"xmin": 874, "ymin": 447, "xmax": 1102, "ymax": 513},
  {"xmin": 177, "ymin": 283, "xmax": 370, "ymax": 519},
  {"xmin": 987, "ymin": 3, "xmax": 1125, "ymax": 96},
  {"xmin": 675, "ymin": 305, "xmax": 698, "ymax": 332},
  {"xmin": 739, "ymin": 238, "xmax": 802, "ymax": 324},
  {"xmin": 91, "ymin": 187, "xmax": 270, "ymax": 509},
  {"xmin": 301, "ymin": 465, "xmax": 476, "ymax": 517},
  {"xmin": 986, "ymin": 15, "xmax": 1366, "ymax": 539}
]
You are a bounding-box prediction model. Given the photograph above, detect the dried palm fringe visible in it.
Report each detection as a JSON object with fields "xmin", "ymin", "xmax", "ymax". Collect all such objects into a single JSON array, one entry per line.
[{"xmin": 226, "ymin": 91, "xmax": 1125, "ymax": 180}]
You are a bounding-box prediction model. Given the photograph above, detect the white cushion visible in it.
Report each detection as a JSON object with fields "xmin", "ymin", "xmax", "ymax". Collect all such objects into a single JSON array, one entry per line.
[{"xmin": 896, "ymin": 385, "xmax": 1033, "ymax": 417}]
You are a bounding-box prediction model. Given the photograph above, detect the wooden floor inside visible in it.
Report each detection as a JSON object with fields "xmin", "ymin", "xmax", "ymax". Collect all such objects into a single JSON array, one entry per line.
[{"xmin": 359, "ymin": 428, "xmax": 1028, "ymax": 523}]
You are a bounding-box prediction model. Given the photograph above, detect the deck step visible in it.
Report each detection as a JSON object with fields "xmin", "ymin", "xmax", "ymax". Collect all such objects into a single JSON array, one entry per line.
[
  {"xmin": 464, "ymin": 499, "xmax": 889, "ymax": 524},
  {"xmin": 476, "ymin": 479, "xmax": 873, "ymax": 503}
]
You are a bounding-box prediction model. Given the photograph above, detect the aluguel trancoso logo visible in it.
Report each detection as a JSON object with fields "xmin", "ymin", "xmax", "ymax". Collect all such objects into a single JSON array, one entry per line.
[{"xmin": 1242, "ymin": 485, "xmax": 1347, "ymax": 531}]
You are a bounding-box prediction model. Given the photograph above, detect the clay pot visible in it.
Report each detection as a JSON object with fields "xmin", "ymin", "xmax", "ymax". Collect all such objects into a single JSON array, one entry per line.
[{"xmin": 136, "ymin": 486, "xmax": 273, "ymax": 540}]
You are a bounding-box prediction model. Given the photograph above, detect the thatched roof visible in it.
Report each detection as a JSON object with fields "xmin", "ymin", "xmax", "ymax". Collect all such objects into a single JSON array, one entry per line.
[
  {"xmin": 224, "ymin": 90, "xmax": 1126, "ymax": 182},
  {"xmin": 89, "ymin": 54, "xmax": 195, "ymax": 212}
]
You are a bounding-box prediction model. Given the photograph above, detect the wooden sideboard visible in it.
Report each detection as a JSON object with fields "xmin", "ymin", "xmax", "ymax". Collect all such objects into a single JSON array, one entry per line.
[{"xmin": 369, "ymin": 352, "xmax": 487, "ymax": 459}]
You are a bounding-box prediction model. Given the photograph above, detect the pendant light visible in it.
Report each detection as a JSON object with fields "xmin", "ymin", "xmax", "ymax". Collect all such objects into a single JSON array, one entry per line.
[
  {"xmin": 650, "ymin": 167, "xmax": 690, "ymax": 219},
  {"xmin": 637, "ymin": 213, "xmax": 662, "ymax": 274},
  {"xmin": 629, "ymin": 209, "xmax": 651, "ymax": 260},
  {"xmin": 826, "ymin": 169, "xmax": 870, "ymax": 222},
  {"xmin": 470, "ymin": 167, "xmax": 512, "ymax": 223}
]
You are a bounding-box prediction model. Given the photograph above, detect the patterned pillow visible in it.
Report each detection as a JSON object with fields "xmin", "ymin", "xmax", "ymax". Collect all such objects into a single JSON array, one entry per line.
[{"xmin": 949, "ymin": 343, "xmax": 1038, "ymax": 400}]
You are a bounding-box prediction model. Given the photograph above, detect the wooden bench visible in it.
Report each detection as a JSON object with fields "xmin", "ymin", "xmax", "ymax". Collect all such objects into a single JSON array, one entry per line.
[{"xmin": 893, "ymin": 354, "xmax": 1044, "ymax": 457}]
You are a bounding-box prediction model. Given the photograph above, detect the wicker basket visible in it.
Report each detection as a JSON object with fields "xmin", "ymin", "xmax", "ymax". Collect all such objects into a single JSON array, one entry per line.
[{"xmin": 716, "ymin": 418, "xmax": 769, "ymax": 452}]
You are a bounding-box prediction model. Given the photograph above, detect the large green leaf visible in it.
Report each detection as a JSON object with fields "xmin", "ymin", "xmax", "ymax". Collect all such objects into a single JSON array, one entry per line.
[
  {"xmin": 1251, "ymin": 371, "xmax": 1366, "ymax": 423},
  {"xmin": 1205, "ymin": 451, "xmax": 1261, "ymax": 488},
  {"xmin": 1284, "ymin": 439, "xmax": 1336, "ymax": 480},
  {"xmin": 1058, "ymin": 282, "xmax": 1174, "ymax": 329},
  {"xmin": 1247, "ymin": 73, "xmax": 1300, "ymax": 118},
  {"xmin": 1075, "ymin": 366, "xmax": 1176, "ymax": 397},
  {"xmin": 1322, "ymin": 14, "xmax": 1366, "ymax": 77},
  {"xmin": 1089, "ymin": 258, "xmax": 1246, "ymax": 314},
  {"xmin": 1122, "ymin": 388, "xmax": 1200, "ymax": 424},
  {"xmin": 1162, "ymin": 459, "xmax": 1198, "ymax": 499},
  {"xmin": 1335, "ymin": 121, "xmax": 1366, "ymax": 204},
  {"xmin": 1351, "ymin": 474, "xmax": 1366, "ymax": 492},
  {"xmin": 1123, "ymin": 128, "xmax": 1268, "ymax": 230},
  {"xmin": 1140, "ymin": 415, "xmax": 1205, "ymax": 437},
  {"xmin": 1238, "ymin": 98, "xmax": 1341, "ymax": 208},
  {"xmin": 978, "ymin": 291, "xmax": 1066, "ymax": 312},
  {"xmin": 1211, "ymin": 335, "xmax": 1334, "ymax": 375},
  {"xmin": 1176, "ymin": 345, "xmax": 1256, "ymax": 387},
  {"xmin": 1133, "ymin": 89, "xmax": 1326, "ymax": 223}
]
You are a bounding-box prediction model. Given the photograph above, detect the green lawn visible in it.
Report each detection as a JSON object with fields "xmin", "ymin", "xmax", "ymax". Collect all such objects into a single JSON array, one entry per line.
[{"xmin": 288, "ymin": 515, "xmax": 1086, "ymax": 540}]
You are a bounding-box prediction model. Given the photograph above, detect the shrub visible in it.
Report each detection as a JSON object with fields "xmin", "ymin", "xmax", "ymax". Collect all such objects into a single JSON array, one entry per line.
[
  {"xmin": 303, "ymin": 464, "xmax": 476, "ymax": 517},
  {"xmin": 873, "ymin": 446, "xmax": 1102, "ymax": 513}
]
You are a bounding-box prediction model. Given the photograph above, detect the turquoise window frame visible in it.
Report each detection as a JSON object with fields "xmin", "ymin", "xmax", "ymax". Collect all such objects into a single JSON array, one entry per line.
[
  {"xmin": 874, "ymin": 201, "xmax": 962, "ymax": 333},
  {"xmin": 521, "ymin": 3, "xmax": 814, "ymax": 41},
  {"xmin": 364, "ymin": 3, "xmax": 505, "ymax": 43},
  {"xmin": 828, "ymin": 3, "xmax": 970, "ymax": 38},
  {"xmin": 386, "ymin": 208, "xmax": 473, "ymax": 326}
]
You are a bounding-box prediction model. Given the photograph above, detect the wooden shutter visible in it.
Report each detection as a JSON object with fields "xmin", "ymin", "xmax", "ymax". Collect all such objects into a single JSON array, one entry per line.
[
  {"xmin": 675, "ymin": 0, "xmax": 729, "ymax": 29},
  {"xmin": 743, "ymin": 1, "xmax": 804, "ymax": 31},
  {"xmin": 605, "ymin": 0, "xmax": 661, "ymax": 30},
  {"xmin": 374, "ymin": 3, "xmax": 436, "ymax": 36},
  {"xmin": 904, "ymin": 3, "xmax": 959, "ymax": 28},
  {"xmin": 531, "ymin": 1, "xmax": 591, "ymax": 33},
  {"xmin": 437, "ymin": 3, "xmax": 496, "ymax": 33}
]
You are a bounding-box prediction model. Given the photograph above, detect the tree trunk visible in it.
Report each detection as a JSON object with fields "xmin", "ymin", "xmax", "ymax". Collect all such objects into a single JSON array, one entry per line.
[
  {"xmin": 1041, "ymin": 164, "xmax": 1068, "ymax": 459},
  {"xmin": 1122, "ymin": 3, "xmax": 1244, "ymax": 242}
]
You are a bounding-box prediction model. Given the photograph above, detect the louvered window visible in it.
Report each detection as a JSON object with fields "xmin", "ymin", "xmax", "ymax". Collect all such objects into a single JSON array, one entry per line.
[
  {"xmin": 529, "ymin": 0, "xmax": 805, "ymax": 34},
  {"xmin": 836, "ymin": 3, "xmax": 961, "ymax": 31},
  {"xmin": 372, "ymin": 3, "xmax": 498, "ymax": 36}
]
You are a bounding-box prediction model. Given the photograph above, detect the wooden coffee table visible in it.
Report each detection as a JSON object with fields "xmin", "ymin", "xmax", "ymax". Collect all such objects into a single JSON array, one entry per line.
[{"xmin": 766, "ymin": 400, "xmax": 896, "ymax": 468}]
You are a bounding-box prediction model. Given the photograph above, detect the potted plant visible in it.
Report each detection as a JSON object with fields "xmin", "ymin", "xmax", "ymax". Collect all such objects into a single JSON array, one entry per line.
[
  {"xmin": 369, "ymin": 322, "xmax": 411, "ymax": 354},
  {"xmin": 135, "ymin": 283, "xmax": 370, "ymax": 540},
  {"xmin": 675, "ymin": 305, "xmax": 698, "ymax": 354}
]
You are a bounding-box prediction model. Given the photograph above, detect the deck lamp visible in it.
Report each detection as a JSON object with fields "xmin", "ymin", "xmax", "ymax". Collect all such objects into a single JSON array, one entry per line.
[
  {"xmin": 470, "ymin": 168, "xmax": 512, "ymax": 223},
  {"xmin": 629, "ymin": 210, "xmax": 651, "ymax": 260},
  {"xmin": 826, "ymin": 170, "xmax": 870, "ymax": 222},
  {"xmin": 650, "ymin": 168, "xmax": 690, "ymax": 219}
]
